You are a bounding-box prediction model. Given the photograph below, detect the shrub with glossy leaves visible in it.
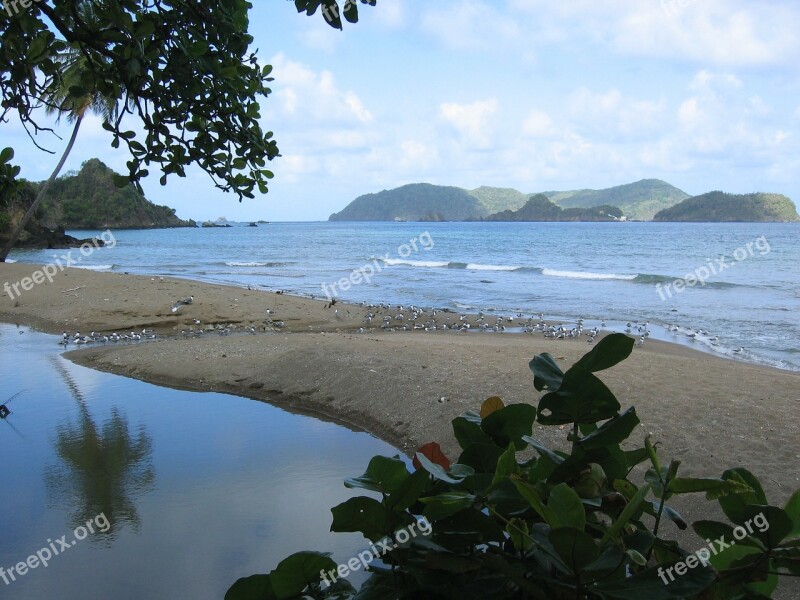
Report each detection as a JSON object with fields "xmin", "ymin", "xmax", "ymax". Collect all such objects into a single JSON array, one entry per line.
[{"xmin": 228, "ymin": 334, "xmax": 800, "ymax": 599}]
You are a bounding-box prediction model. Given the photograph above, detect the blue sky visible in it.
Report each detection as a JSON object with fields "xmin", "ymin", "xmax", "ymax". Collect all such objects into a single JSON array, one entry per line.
[{"xmin": 7, "ymin": 0, "xmax": 800, "ymax": 221}]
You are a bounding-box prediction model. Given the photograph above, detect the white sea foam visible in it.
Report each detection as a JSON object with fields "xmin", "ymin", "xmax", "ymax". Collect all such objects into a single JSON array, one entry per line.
[
  {"xmin": 72, "ymin": 264, "xmax": 114, "ymax": 271},
  {"xmin": 466, "ymin": 263, "xmax": 520, "ymax": 271},
  {"xmin": 542, "ymin": 268, "xmax": 637, "ymax": 281},
  {"xmin": 381, "ymin": 258, "xmax": 450, "ymax": 268}
]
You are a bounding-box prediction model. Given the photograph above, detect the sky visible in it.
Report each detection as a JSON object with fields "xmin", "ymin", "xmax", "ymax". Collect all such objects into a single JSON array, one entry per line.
[{"xmin": 6, "ymin": 0, "xmax": 800, "ymax": 221}]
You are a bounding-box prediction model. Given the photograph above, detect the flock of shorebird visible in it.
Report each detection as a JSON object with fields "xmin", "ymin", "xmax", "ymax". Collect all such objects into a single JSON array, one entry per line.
[
  {"xmin": 56, "ymin": 292, "xmax": 738, "ymax": 355},
  {"xmin": 59, "ymin": 329, "xmax": 157, "ymax": 346}
]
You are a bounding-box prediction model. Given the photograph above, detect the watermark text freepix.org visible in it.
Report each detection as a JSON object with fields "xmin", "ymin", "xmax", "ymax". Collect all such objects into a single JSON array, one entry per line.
[
  {"xmin": 320, "ymin": 517, "xmax": 432, "ymax": 588},
  {"xmin": 656, "ymin": 235, "xmax": 769, "ymax": 301},
  {"xmin": 3, "ymin": 230, "xmax": 116, "ymax": 301},
  {"xmin": 1, "ymin": 512, "xmax": 111, "ymax": 586},
  {"xmin": 321, "ymin": 231, "xmax": 434, "ymax": 300},
  {"xmin": 2, "ymin": 0, "xmax": 43, "ymax": 18},
  {"xmin": 658, "ymin": 511, "xmax": 769, "ymax": 585}
]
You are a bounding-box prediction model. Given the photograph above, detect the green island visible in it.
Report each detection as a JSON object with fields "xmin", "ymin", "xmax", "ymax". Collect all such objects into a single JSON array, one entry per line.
[
  {"xmin": 329, "ymin": 180, "xmax": 797, "ymax": 223},
  {"xmin": 1, "ymin": 158, "xmax": 195, "ymax": 249},
  {"xmin": 653, "ymin": 192, "xmax": 799, "ymax": 222}
]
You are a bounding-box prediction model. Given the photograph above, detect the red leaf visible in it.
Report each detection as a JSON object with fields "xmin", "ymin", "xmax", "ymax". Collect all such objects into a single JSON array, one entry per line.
[{"xmin": 413, "ymin": 442, "xmax": 451, "ymax": 471}]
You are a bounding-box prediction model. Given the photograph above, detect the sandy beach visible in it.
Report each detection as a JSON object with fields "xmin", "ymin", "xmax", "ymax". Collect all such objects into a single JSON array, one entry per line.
[{"xmin": 3, "ymin": 261, "xmax": 799, "ymax": 585}]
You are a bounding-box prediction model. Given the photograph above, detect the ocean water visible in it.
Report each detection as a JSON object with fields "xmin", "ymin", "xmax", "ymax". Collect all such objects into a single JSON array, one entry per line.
[{"xmin": 7, "ymin": 221, "xmax": 800, "ymax": 371}]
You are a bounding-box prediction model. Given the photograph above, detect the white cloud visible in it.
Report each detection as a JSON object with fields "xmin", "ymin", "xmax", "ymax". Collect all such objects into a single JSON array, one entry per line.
[
  {"xmin": 421, "ymin": 1, "xmax": 521, "ymax": 51},
  {"xmin": 522, "ymin": 110, "xmax": 557, "ymax": 138},
  {"xmin": 504, "ymin": 0, "xmax": 800, "ymax": 68},
  {"xmin": 439, "ymin": 98, "xmax": 498, "ymax": 147},
  {"xmin": 565, "ymin": 88, "xmax": 666, "ymax": 140},
  {"xmin": 269, "ymin": 53, "xmax": 373, "ymax": 124}
]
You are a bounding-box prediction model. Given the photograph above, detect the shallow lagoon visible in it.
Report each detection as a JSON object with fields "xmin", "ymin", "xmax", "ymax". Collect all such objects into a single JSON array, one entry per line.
[{"xmin": 0, "ymin": 323, "xmax": 397, "ymax": 599}]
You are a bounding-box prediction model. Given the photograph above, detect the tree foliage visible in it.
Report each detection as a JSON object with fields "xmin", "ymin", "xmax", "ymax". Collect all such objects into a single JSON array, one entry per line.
[
  {"xmin": 228, "ymin": 334, "xmax": 800, "ymax": 599},
  {"xmin": 1, "ymin": 0, "xmax": 279, "ymax": 199}
]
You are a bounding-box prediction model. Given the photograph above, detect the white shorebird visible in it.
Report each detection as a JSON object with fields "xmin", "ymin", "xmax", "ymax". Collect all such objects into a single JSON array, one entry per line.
[{"xmin": 171, "ymin": 296, "xmax": 194, "ymax": 313}]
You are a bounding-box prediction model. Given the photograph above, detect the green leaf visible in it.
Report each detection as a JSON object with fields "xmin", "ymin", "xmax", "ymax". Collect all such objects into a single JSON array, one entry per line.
[
  {"xmin": 693, "ymin": 520, "xmax": 763, "ymax": 550},
  {"xmin": 225, "ymin": 574, "xmax": 276, "ymax": 600},
  {"xmin": 452, "ymin": 415, "xmax": 491, "ymax": 449},
  {"xmin": 668, "ymin": 476, "xmax": 753, "ymax": 499},
  {"xmin": 549, "ymin": 528, "xmax": 600, "ymax": 574},
  {"xmin": 785, "ymin": 489, "xmax": 800, "ymax": 539},
  {"xmin": 522, "ymin": 436, "xmax": 565, "ymax": 466},
  {"xmin": 420, "ymin": 491, "xmax": 476, "ymax": 521},
  {"xmin": 742, "ymin": 505, "xmax": 794, "ymax": 549},
  {"xmin": 330, "ymin": 497, "xmax": 395, "ymax": 542},
  {"xmin": 344, "ymin": 455, "xmax": 409, "ymax": 496},
  {"xmin": 0, "ymin": 147, "xmax": 13, "ymax": 164},
  {"xmin": 537, "ymin": 370, "xmax": 621, "ymax": 425},
  {"xmin": 413, "ymin": 451, "xmax": 465, "ymax": 484},
  {"xmin": 458, "ymin": 442, "xmax": 505, "ymax": 473},
  {"xmin": 718, "ymin": 468, "xmax": 768, "ymax": 522},
  {"xmin": 591, "ymin": 562, "xmax": 715, "ymax": 599},
  {"xmin": 386, "ymin": 469, "xmax": 430, "ymax": 512},
  {"xmin": 571, "ymin": 333, "xmax": 635, "ymax": 374},
  {"xmin": 601, "ymin": 484, "xmax": 650, "ymax": 544},
  {"xmin": 270, "ymin": 552, "xmax": 337, "ymax": 598},
  {"xmin": 513, "ymin": 478, "xmax": 556, "ymax": 525},
  {"xmin": 343, "ymin": 0, "xmax": 359, "ymax": 23},
  {"xmin": 492, "ymin": 443, "xmax": 518, "ymax": 486},
  {"xmin": 529, "ymin": 352, "xmax": 564, "ymax": 391},
  {"xmin": 481, "ymin": 403, "xmax": 536, "ymax": 449},
  {"xmin": 320, "ymin": 0, "xmax": 343, "ymax": 29},
  {"xmin": 577, "ymin": 407, "xmax": 640, "ymax": 450},
  {"xmin": 548, "ymin": 483, "xmax": 585, "ymax": 530},
  {"xmin": 134, "ymin": 20, "xmax": 156, "ymax": 39},
  {"xmin": 706, "ymin": 543, "xmax": 776, "ymax": 595}
]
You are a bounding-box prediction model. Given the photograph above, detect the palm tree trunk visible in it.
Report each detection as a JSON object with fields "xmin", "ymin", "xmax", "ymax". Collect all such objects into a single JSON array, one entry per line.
[{"xmin": 0, "ymin": 115, "xmax": 84, "ymax": 262}]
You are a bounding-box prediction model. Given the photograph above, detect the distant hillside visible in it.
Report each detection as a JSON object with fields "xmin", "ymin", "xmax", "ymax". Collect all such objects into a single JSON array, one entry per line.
[
  {"xmin": 482, "ymin": 194, "xmax": 622, "ymax": 222},
  {"xmin": 330, "ymin": 179, "xmax": 691, "ymax": 222},
  {"xmin": 653, "ymin": 192, "xmax": 799, "ymax": 222},
  {"xmin": 467, "ymin": 186, "xmax": 529, "ymax": 214},
  {"xmin": 328, "ymin": 183, "xmax": 487, "ymax": 221},
  {"xmin": 545, "ymin": 179, "xmax": 689, "ymax": 221},
  {"xmin": 38, "ymin": 159, "xmax": 195, "ymax": 229}
]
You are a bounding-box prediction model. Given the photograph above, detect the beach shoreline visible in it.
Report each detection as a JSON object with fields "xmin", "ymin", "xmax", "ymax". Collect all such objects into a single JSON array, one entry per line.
[
  {"xmin": 2, "ymin": 262, "xmax": 798, "ymax": 491},
  {"xmin": 4, "ymin": 260, "xmax": 800, "ymax": 596}
]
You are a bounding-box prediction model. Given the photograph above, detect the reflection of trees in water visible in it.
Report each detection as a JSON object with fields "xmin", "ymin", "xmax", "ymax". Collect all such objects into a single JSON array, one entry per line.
[{"xmin": 45, "ymin": 356, "xmax": 155, "ymax": 540}]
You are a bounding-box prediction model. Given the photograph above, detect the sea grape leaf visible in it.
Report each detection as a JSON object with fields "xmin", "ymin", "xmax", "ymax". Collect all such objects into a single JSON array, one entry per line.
[
  {"xmin": 330, "ymin": 497, "xmax": 396, "ymax": 542},
  {"xmin": 537, "ymin": 370, "xmax": 620, "ymax": 425},
  {"xmin": 452, "ymin": 415, "xmax": 492, "ymax": 449},
  {"xmin": 529, "ymin": 352, "xmax": 564, "ymax": 391},
  {"xmin": 549, "ymin": 528, "xmax": 600, "ymax": 574},
  {"xmin": 548, "ymin": 483, "xmax": 586, "ymax": 530},
  {"xmin": 344, "ymin": 455, "xmax": 409, "ymax": 496},
  {"xmin": 225, "ymin": 574, "xmax": 276, "ymax": 600},
  {"xmin": 718, "ymin": 468, "xmax": 767, "ymax": 522},
  {"xmin": 480, "ymin": 396, "xmax": 504, "ymax": 418},
  {"xmin": 481, "ymin": 403, "xmax": 536, "ymax": 449},
  {"xmin": 578, "ymin": 407, "xmax": 640, "ymax": 450},
  {"xmin": 571, "ymin": 333, "xmax": 635, "ymax": 374},
  {"xmin": 270, "ymin": 552, "xmax": 338, "ymax": 598}
]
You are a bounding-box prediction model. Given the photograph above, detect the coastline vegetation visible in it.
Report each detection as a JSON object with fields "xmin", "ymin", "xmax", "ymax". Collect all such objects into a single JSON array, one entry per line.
[
  {"xmin": 653, "ymin": 192, "xmax": 800, "ymax": 222},
  {"xmin": 229, "ymin": 335, "xmax": 800, "ymax": 599}
]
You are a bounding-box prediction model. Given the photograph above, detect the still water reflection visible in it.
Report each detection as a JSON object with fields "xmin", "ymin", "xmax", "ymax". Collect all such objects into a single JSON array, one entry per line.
[{"xmin": 0, "ymin": 324, "xmax": 400, "ymax": 598}]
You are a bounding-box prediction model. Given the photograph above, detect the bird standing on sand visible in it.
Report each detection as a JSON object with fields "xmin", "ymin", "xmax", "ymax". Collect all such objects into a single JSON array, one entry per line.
[{"xmin": 171, "ymin": 296, "xmax": 194, "ymax": 313}]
